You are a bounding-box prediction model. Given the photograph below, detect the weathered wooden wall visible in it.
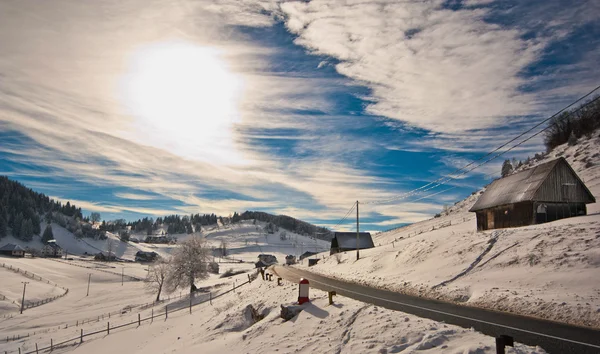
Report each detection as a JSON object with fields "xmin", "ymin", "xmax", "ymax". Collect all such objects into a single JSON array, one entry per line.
[{"xmin": 536, "ymin": 162, "xmax": 595, "ymax": 203}]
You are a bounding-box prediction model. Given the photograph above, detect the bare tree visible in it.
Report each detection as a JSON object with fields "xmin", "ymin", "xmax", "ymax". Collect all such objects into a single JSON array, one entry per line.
[
  {"xmin": 90, "ymin": 212, "xmax": 101, "ymax": 224},
  {"xmin": 145, "ymin": 260, "xmax": 170, "ymax": 302},
  {"xmin": 167, "ymin": 237, "xmax": 210, "ymax": 294}
]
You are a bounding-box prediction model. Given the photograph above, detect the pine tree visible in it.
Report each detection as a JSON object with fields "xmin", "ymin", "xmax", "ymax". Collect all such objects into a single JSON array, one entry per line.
[
  {"xmin": 20, "ymin": 218, "xmax": 34, "ymax": 241},
  {"xmin": 42, "ymin": 224, "xmax": 54, "ymax": 243},
  {"xmin": 0, "ymin": 216, "xmax": 7, "ymax": 239},
  {"xmin": 12, "ymin": 213, "xmax": 23, "ymax": 238},
  {"xmin": 501, "ymin": 159, "xmax": 513, "ymax": 177}
]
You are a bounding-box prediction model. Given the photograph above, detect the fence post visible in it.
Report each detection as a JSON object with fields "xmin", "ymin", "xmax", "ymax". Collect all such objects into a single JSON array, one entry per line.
[
  {"xmin": 138, "ymin": 313, "xmax": 141, "ymax": 326},
  {"xmin": 209, "ymin": 292, "xmax": 212, "ymax": 305},
  {"xmin": 36, "ymin": 343, "xmax": 39, "ymax": 354},
  {"xmin": 50, "ymin": 339, "xmax": 53, "ymax": 350},
  {"xmin": 151, "ymin": 308, "xmax": 154, "ymax": 323},
  {"xmin": 165, "ymin": 305, "xmax": 168, "ymax": 319},
  {"xmin": 107, "ymin": 322, "xmax": 110, "ymax": 335},
  {"xmin": 80, "ymin": 329, "xmax": 83, "ymax": 343}
]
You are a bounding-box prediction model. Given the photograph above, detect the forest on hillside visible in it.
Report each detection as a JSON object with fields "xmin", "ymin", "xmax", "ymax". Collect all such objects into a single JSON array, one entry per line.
[
  {"xmin": 236, "ymin": 211, "xmax": 333, "ymax": 241},
  {"xmin": 0, "ymin": 177, "xmax": 334, "ymax": 243},
  {"xmin": 0, "ymin": 177, "xmax": 83, "ymax": 241}
]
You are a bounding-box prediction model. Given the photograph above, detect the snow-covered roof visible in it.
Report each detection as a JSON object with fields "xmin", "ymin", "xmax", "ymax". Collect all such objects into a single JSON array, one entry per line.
[
  {"xmin": 0, "ymin": 243, "xmax": 25, "ymax": 252},
  {"xmin": 332, "ymin": 232, "xmax": 374, "ymax": 249},
  {"xmin": 470, "ymin": 157, "xmax": 595, "ymax": 212}
]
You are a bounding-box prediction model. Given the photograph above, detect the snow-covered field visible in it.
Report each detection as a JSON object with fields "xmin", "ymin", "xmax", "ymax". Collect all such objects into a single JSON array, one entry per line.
[
  {"xmin": 306, "ymin": 136, "xmax": 600, "ymax": 328},
  {"xmin": 1, "ymin": 267, "xmax": 546, "ymax": 354}
]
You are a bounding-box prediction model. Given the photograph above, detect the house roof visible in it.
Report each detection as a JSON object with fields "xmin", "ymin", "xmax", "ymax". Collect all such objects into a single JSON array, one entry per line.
[
  {"xmin": 0, "ymin": 243, "xmax": 25, "ymax": 252},
  {"xmin": 332, "ymin": 232, "xmax": 374, "ymax": 249},
  {"xmin": 45, "ymin": 240, "xmax": 61, "ymax": 249},
  {"xmin": 470, "ymin": 157, "xmax": 595, "ymax": 212},
  {"xmin": 299, "ymin": 251, "xmax": 317, "ymax": 260}
]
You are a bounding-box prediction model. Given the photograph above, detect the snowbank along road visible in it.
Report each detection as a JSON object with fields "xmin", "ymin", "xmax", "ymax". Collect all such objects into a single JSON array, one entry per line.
[{"xmin": 273, "ymin": 266, "xmax": 600, "ymax": 354}]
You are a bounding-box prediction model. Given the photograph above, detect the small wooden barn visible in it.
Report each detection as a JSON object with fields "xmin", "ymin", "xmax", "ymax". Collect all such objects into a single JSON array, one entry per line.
[
  {"xmin": 470, "ymin": 157, "xmax": 596, "ymax": 231},
  {"xmin": 330, "ymin": 232, "xmax": 374, "ymax": 255}
]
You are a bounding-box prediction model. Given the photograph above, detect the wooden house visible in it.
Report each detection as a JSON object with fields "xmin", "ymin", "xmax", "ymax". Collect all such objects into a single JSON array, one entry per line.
[
  {"xmin": 42, "ymin": 240, "xmax": 63, "ymax": 258},
  {"xmin": 0, "ymin": 243, "xmax": 25, "ymax": 257},
  {"xmin": 330, "ymin": 232, "xmax": 374, "ymax": 255},
  {"xmin": 470, "ymin": 157, "xmax": 596, "ymax": 231}
]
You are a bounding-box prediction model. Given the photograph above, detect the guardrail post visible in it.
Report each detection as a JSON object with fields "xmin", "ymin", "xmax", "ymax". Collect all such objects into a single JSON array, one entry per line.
[
  {"xmin": 328, "ymin": 291, "xmax": 336, "ymax": 305},
  {"xmin": 495, "ymin": 335, "xmax": 514, "ymax": 354}
]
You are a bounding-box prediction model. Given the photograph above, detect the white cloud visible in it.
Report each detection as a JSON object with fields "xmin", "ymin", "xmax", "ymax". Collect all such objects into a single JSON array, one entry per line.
[
  {"xmin": 280, "ymin": 0, "xmax": 544, "ymax": 135},
  {"xmin": 113, "ymin": 193, "xmax": 157, "ymax": 201},
  {"xmin": 2, "ymin": 0, "xmax": 597, "ymax": 229}
]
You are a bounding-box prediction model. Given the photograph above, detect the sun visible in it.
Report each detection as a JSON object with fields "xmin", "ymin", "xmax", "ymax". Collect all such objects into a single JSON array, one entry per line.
[{"xmin": 120, "ymin": 41, "xmax": 244, "ymax": 164}]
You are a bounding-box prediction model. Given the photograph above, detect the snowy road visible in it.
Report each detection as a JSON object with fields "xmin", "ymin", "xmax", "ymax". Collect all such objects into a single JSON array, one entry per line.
[{"xmin": 273, "ymin": 266, "xmax": 600, "ymax": 354}]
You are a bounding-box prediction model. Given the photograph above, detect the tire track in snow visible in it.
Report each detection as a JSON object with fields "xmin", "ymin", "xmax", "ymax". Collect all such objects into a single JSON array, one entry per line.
[{"xmin": 432, "ymin": 230, "xmax": 505, "ymax": 289}]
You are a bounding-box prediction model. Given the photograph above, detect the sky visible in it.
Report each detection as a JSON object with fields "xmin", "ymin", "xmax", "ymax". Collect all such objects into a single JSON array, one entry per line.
[{"xmin": 0, "ymin": 0, "xmax": 599, "ymax": 232}]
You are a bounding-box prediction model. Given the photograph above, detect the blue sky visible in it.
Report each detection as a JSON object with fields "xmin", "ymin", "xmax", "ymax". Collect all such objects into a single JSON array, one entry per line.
[{"xmin": 0, "ymin": 0, "xmax": 599, "ymax": 232}]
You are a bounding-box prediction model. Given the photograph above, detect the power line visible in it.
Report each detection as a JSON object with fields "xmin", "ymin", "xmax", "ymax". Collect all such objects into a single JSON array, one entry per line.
[
  {"xmin": 328, "ymin": 201, "xmax": 357, "ymax": 231},
  {"xmin": 364, "ymin": 85, "xmax": 600, "ymax": 205}
]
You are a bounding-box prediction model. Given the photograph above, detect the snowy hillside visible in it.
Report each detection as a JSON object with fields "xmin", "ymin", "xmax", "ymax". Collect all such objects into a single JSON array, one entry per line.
[
  {"xmin": 150, "ymin": 220, "xmax": 331, "ymax": 263},
  {"xmin": 306, "ymin": 134, "xmax": 600, "ymax": 328}
]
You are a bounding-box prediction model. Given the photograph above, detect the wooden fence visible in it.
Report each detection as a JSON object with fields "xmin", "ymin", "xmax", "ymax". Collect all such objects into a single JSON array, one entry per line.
[
  {"xmin": 4, "ymin": 277, "xmax": 254, "ymax": 354},
  {"xmin": 0, "ymin": 263, "xmax": 69, "ymax": 312}
]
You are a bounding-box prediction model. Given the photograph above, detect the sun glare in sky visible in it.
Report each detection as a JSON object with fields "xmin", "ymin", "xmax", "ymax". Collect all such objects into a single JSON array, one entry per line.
[{"xmin": 121, "ymin": 41, "xmax": 245, "ymax": 164}]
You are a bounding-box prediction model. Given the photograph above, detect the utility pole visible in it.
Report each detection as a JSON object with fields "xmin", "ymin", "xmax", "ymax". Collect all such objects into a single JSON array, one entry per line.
[
  {"xmin": 356, "ymin": 200, "xmax": 360, "ymax": 261},
  {"xmin": 87, "ymin": 273, "xmax": 91, "ymax": 296},
  {"xmin": 20, "ymin": 282, "xmax": 29, "ymax": 314}
]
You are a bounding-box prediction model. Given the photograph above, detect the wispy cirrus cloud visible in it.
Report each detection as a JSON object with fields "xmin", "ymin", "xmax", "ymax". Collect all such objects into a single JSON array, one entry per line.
[{"xmin": 1, "ymin": 0, "xmax": 598, "ymax": 231}]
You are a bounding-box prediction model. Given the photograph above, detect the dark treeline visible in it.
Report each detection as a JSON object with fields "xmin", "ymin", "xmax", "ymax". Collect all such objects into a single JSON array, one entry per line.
[
  {"xmin": 237, "ymin": 211, "xmax": 333, "ymax": 241},
  {"xmin": 0, "ymin": 176, "xmax": 83, "ymax": 241},
  {"xmin": 544, "ymin": 95, "xmax": 600, "ymax": 151},
  {"xmin": 101, "ymin": 213, "xmax": 223, "ymax": 236}
]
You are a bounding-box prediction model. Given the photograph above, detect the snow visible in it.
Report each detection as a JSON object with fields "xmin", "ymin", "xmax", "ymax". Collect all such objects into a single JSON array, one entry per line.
[
  {"xmin": 0, "ymin": 263, "xmax": 546, "ymax": 353},
  {"xmin": 305, "ymin": 134, "xmax": 600, "ymax": 328},
  {"xmin": 1, "ymin": 136, "xmax": 598, "ymax": 353},
  {"xmin": 2, "ymin": 220, "xmax": 331, "ymax": 263}
]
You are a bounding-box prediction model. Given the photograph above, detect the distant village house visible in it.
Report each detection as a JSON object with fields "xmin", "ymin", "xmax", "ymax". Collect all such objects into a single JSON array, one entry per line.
[
  {"xmin": 0, "ymin": 243, "xmax": 26, "ymax": 257},
  {"xmin": 42, "ymin": 240, "xmax": 63, "ymax": 258},
  {"xmin": 470, "ymin": 157, "xmax": 596, "ymax": 231},
  {"xmin": 135, "ymin": 251, "xmax": 159, "ymax": 262},
  {"xmin": 330, "ymin": 232, "xmax": 374, "ymax": 255}
]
